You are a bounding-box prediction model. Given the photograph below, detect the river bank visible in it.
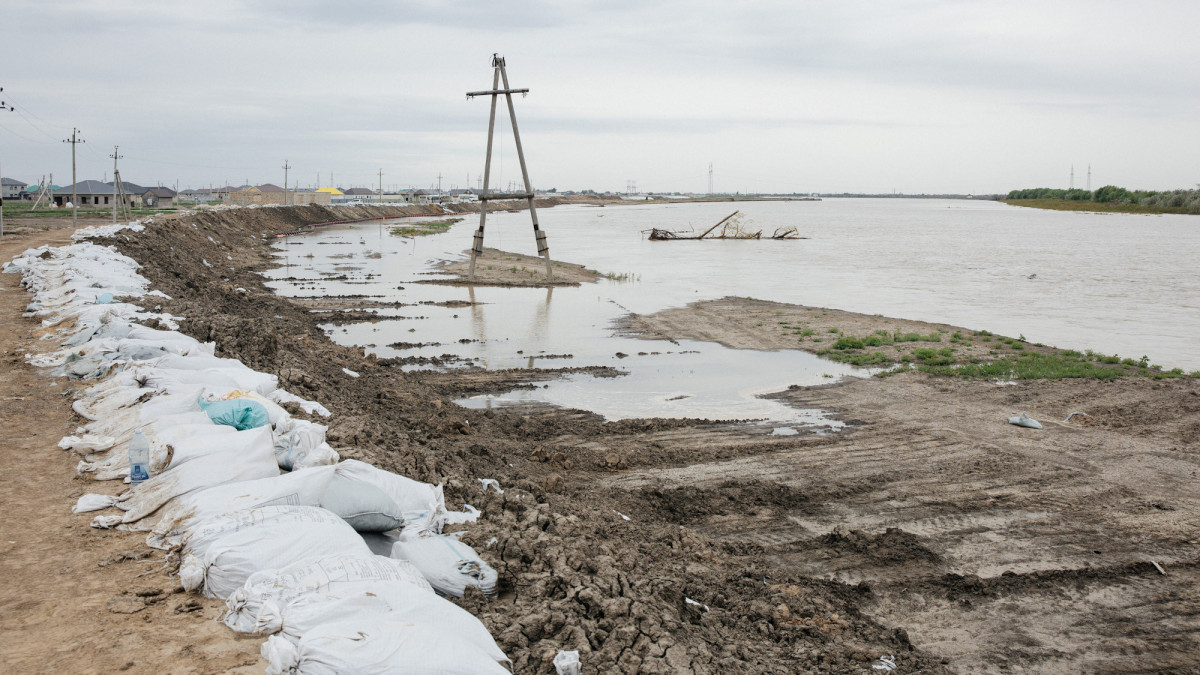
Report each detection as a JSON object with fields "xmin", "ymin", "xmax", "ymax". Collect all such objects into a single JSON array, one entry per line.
[{"xmin": 3, "ymin": 203, "xmax": 1197, "ymax": 672}]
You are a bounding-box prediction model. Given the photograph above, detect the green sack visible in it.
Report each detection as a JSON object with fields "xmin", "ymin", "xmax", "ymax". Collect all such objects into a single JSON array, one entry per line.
[{"xmin": 198, "ymin": 396, "xmax": 270, "ymax": 430}]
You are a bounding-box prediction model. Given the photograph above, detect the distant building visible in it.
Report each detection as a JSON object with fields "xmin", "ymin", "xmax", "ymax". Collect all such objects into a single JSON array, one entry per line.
[
  {"xmin": 316, "ymin": 187, "xmax": 344, "ymax": 196},
  {"xmin": 2, "ymin": 177, "xmax": 27, "ymax": 201},
  {"xmin": 178, "ymin": 188, "xmax": 214, "ymax": 203},
  {"xmin": 52, "ymin": 180, "xmax": 143, "ymax": 208},
  {"xmin": 141, "ymin": 187, "xmax": 177, "ymax": 208}
]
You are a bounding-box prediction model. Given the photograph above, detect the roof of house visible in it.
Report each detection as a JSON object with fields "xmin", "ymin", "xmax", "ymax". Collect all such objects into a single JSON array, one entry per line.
[
  {"xmin": 144, "ymin": 187, "xmax": 177, "ymax": 198},
  {"xmin": 315, "ymin": 187, "xmax": 344, "ymax": 195},
  {"xmin": 342, "ymin": 187, "xmax": 375, "ymax": 195},
  {"xmin": 52, "ymin": 180, "xmax": 148, "ymax": 195},
  {"xmin": 2, "ymin": 177, "xmax": 28, "ymax": 187},
  {"xmin": 255, "ymin": 183, "xmax": 284, "ymax": 193}
]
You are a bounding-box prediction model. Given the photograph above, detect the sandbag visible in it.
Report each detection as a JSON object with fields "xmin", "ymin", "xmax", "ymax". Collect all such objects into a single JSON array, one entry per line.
[
  {"xmin": 389, "ymin": 532, "xmax": 498, "ymax": 598},
  {"xmin": 273, "ymin": 417, "xmax": 338, "ymax": 471},
  {"xmin": 198, "ymin": 396, "xmax": 270, "ymax": 431},
  {"xmin": 223, "ymin": 553, "xmax": 432, "ymax": 633},
  {"xmin": 334, "ymin": 460, "xmax": 446, "ymax": 532},
  {"xmin": 239, "ymin": 584, "xmax": 508, "ymax": 668},
  {"xmin": 147, "ymin": 466, "xmax": 338, "ymax": 549},
  {"xmin": 162, "ymin": 425, "xmax": 275, "ymax": 471},
  {"xmin": 319, "ymin": 474, "xmax": 404, "ymax": 532},
  {"xmin": 111, "ymin": 426, "xmax": 279, "ymax": 525},
  {"xmin": 260, "ymin": 618, "xmax": 511, "ymax": 675},
  {"xmin": 180, "ymin": 506, "xmax": 370, "ymax": 599}
]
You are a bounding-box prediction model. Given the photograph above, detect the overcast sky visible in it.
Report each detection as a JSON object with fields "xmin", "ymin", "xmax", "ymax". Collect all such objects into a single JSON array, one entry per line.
[{"xmin": 2, "ymin": 0, "xmax": 1197, "ymax": 194}]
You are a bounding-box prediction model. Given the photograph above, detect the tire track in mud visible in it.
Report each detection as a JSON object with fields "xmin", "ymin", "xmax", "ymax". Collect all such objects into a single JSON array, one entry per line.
[{"xmin": 604, "ymin": 418, "xmax": 1200, "ymax": 671}]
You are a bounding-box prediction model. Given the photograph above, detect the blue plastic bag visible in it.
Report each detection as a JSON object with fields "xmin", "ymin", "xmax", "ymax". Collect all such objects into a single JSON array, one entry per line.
[{"xmin": 197, "ymin": 396, "xmax": 270, "ymax": 430}]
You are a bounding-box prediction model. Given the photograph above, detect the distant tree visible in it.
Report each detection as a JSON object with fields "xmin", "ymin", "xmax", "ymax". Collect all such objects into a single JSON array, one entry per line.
[{"xmin": 1092, "ymin": 185, "xmax": 1131, "ymax": 203}]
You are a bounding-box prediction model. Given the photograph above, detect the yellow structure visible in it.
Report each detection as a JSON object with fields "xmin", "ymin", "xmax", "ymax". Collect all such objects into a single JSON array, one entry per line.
[{"xmin": 316, "ymin": 187, "xmax": 344, "ymax": 195}]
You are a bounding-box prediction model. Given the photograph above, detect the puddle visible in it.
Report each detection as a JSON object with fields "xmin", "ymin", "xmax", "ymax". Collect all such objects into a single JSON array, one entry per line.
[{"xmin": 262, "ymin": 210, "xmax": 870, "ymax": 425}]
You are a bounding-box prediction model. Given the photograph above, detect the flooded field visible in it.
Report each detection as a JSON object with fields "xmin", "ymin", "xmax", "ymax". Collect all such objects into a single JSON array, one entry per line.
[{"xmin": 263, "ymin": 198, "xmax": 1200, "ymax": 423}]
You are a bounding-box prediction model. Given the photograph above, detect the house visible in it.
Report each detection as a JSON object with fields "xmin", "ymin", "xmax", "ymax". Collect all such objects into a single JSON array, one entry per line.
[
  {"xmin": 342, "ymin": 187, "xmax": 375, "ymax": 196},
  {"xmin": 256, "ymin": 183, "xmax": 284, "ymax": 194},
  {"xmin": 52, "ymin": 180, "xmax": 143, "ymax": 208},
  {"xmin": 315, "ymin": 187, "xmax": 344, "ymax": 196},
  {"xmin": 142, "ymin": 187, "xmax": 177, "ymax": 208},
  {"xmin": 178, "ymin": 188, "xmax": 214, "ymax": 203},
  {"xmin": 2, "ymin": 177, "xmax": 27, "ymax": 201}
]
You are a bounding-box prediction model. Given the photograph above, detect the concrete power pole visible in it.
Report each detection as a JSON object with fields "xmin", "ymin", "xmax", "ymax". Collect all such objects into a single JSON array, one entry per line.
[
  {"xmin": 378, "ymin": 169, "xmax": 383, "ymax": 204},
  {"xmin": 63, "ymin": 128, "xmax": 85, "ymax": 229},
  {"xmin": 0, "ymin": 88, "xmax": 13, "ymax": 237},
  {"xmin": 282, "ymin": 160, "xmax": 291, "ymax": 206},
  {"xmin": 110, "ymin": 146, "xmax": 123, "ymax": 223}
]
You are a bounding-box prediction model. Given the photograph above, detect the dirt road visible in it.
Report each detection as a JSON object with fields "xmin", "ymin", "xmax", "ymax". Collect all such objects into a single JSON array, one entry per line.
[{"xmin": 0, "ymin": 227, "xmax": 264, "ymax": 674}]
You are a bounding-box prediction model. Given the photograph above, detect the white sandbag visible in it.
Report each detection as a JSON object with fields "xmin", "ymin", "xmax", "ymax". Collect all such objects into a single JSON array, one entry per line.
[
  {"xmin": 148, "ymin": 466, "xmax": 338, "ymax": 549},
  {"xmin": 260, "ymin": 618, "xmax": 511, "ymax": 675},
  {"xmin": 389, "ymin": 532, "xmax": 498, "ymax": 598},
  {"xmin": 273, "ymin": 417, "xmax": 338, "ymax": 470},
  {"xmin": 270, "ymin": 389, "xmax": 331, "ymax": 417},
  {"xmin": 73, "ymin": 493, "xmax": 119, "ymax": 513},
  {"xmin": 113, "ymin": 426, "xmax": 279, "ymax": 525},
  {"xmin": 241, "ymin": 585, "xmax": 508, "ymax": 667},
  {"xmin": 179, "ymin": 505, "xmax": 370, "ymax": 599},
  {"xmin": 223, "ymin": 553, "xmax": 432, "ymax": 633},
  {"xmin": 151, "ymin": 354, "xmax": 278, "ymax": 396},
  {"xmin": 319, "ymin": 474, "xmax": 404, "ymax": 532},
  {"xmin": 161, "ymin": 425, "xmax": 273, "ymax": 471},
  {"xmin": 334, "ymin": 460, "xmax": 445, "ymax": 532}
]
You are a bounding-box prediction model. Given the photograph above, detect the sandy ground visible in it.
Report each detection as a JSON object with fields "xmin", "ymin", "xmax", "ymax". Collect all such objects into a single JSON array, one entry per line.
[
  {"xmin": 0, "ymin": 228, "xmax": 264, "ymax": 674},
  {"xmin": 3, "ymin": 204, "xmax": 1197, "ymax": 673}
]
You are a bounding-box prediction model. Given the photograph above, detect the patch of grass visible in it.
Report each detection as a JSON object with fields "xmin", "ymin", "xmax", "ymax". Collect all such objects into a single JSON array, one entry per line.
[
  {"xmin": 827, "ymin": 327, "xmax": 840, "ymax": 333},
  {"xmin": 832, "ymin": 336, "xmax": 864, "ymax": 350},
  {"xmin": 388, "ymin": 217, "xmax": 463, "ymax": 237},
  {"xmin": 911, "ymin": 347, "xmax": 955, "ymax": 366}
]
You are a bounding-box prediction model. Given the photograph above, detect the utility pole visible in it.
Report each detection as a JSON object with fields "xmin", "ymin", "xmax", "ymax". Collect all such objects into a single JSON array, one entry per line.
[
  {"xmin": 708, "ymin": 163, "xmax": 714, "ymax": 196},
  {"xmin": 378, "ymin": 169, "xmax": 383, "ymax": 204},
  {"xmin": 282, "ymin": 160, "xmax": 291, "ymax": 206},
  {"xmin": 0, "ymin": 88, "xmax": 13, "ymax": 237},
  {"xmin": 110, "ymin": 146, "xmax": 123, "ymax": 223},
  {"xmin": 1070, "ymin": 165, "xmax": 1074, "ymax": 190},
  {"xmin": 465, "ymin": 54, "xmax": 552, "ymax": 280},
  {"xmin": 1087, "ymin": 164, "xmax": 1092, "ymax": 192},
  {"xmin": 63, "ymin": 128, "xmax": 85, "ymax": 229}
]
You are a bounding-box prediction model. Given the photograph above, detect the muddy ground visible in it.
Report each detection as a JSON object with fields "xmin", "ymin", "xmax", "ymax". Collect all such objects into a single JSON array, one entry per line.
[
  {"xmin": 3, "ymin": 202, "xmax": 1198, "ymax": 673},
  {"xmin": 425, "ymin": 247, "xmax": 602, "ymax": 287}
]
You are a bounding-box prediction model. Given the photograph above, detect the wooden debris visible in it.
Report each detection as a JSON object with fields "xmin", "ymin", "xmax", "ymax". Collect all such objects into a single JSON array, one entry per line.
[{"xmin": 646, "ymin": 211, "xmax": 805, "ymax": 241}]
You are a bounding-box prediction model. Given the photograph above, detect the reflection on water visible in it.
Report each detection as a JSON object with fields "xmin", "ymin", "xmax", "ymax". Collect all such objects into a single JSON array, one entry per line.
[{"xmin": 264, "ymin": 201, "xmax": 1200, "ymax": 422}]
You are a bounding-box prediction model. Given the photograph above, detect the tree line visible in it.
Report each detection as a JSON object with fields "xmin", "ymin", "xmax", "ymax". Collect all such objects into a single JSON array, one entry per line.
[{"xmin": 1006, "ymin": 186, "xmax": 1200, "ymax": 213}]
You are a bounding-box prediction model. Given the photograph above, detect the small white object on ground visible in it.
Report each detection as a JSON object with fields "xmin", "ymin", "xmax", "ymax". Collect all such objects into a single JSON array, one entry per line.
[
  {"xmin": 342, "ymin": 368, "xmax": 359, "ymax": 378},
  {"xmin": 553, "ymin": 650, "xmax": 582, "ymax": 675},
  {"xmin": 1008, "ymin": 412, "xmax": 1043, "ymax": 429},
  {"xmin": 873, "ymin": 654, "xmax": 898, "ymax": 671}
]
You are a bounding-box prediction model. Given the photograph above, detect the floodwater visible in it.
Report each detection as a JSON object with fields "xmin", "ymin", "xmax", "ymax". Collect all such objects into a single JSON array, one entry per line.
[{"xmin": 263, "ymin": 199, "xmax": 1200, "ymax": 423}]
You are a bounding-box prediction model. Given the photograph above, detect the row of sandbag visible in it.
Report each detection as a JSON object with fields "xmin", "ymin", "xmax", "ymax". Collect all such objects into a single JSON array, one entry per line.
[{"xmin": 5, "ymin": 239, "xmax": 509, "ymax": 673}]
